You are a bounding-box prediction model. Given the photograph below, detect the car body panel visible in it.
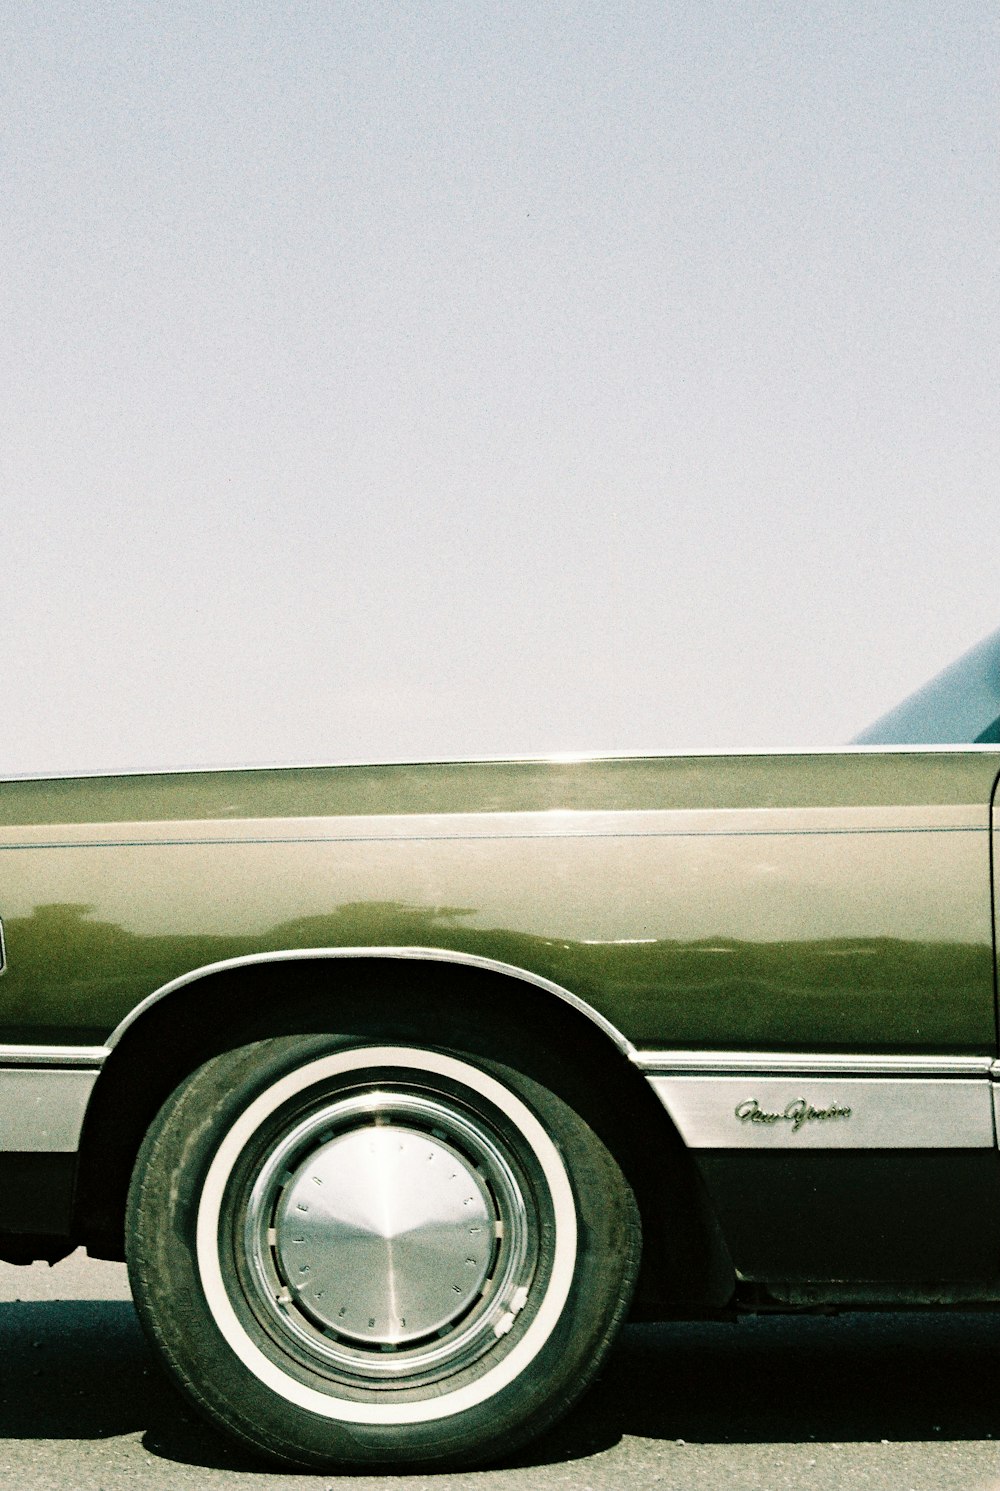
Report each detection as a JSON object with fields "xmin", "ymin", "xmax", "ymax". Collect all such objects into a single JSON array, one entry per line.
[
  {"xmin": 0, "ymin": 751, "xmax": 997, "ymax": 1055},
  {"xmin": 2, "ymin": 747, "xmax": 1000, "ymax": 1288}
]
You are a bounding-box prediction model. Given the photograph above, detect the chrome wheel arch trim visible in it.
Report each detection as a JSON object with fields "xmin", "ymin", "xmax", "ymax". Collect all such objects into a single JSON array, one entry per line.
[{"xmin": 105, "ymin": 946, "xmax": 637, "ymax": 1057}]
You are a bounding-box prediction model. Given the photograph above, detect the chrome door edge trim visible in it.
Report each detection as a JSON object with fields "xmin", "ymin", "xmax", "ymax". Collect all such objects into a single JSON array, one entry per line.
[
  {"xmin": 645, "ymin": 1073, "xmax": 994, "ymax": 1150},
  {"xmin": 633, "ymin": 1050, "xmax": 994, "ymax": 1078},
  {"xmin": 0, "ymin": 1044, "xmax": 109, "ymax": 1068},
  {"xmin": 106, "ymin": 946, "xmax": 637, "ymax": 1058}
]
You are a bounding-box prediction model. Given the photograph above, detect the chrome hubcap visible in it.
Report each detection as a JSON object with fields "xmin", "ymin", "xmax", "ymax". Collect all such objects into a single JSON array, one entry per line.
[
  {"xmin": 273, "ymin": 1126, "xmax": 494, "ymax": 1345},
  {"xmin": 237, "ymin": 1084, "xmax": 540, "ymax": 1387}
]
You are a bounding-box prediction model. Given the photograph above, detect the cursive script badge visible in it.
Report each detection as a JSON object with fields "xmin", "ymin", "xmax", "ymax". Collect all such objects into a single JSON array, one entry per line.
[{"xmin": 734, "ymin": 1097, "xmax": 852, "ymax": 1132}]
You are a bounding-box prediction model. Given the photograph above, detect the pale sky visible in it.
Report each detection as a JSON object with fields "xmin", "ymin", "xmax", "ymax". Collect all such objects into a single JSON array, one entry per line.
[{"xmin": 3, "ymin": 3, "xmax": 998, "ymax": 777}]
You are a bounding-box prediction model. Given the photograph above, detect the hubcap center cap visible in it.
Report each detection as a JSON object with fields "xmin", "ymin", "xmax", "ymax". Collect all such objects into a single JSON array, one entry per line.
[{"xmin": 274, "ymin": 1125, "xmax": 495, "ymax": 1346}]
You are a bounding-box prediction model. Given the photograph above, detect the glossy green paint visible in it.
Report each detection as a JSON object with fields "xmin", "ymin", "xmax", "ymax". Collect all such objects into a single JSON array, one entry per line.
[{"xmin": 1, "ymin": 751, "xmax": 998, "ymax": 1054}]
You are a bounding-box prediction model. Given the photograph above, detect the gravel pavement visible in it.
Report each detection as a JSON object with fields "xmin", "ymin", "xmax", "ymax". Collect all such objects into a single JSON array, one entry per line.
[{"xmin": 1, "ymin": 1252, "xmax": 999, "ymax": 1490}]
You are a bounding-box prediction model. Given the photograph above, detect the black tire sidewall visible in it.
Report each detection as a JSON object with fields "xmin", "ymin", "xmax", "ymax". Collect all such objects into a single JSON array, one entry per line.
[{"xmin": 126, "ymin": 1035, "xmax": 640, "ymax": 1470}]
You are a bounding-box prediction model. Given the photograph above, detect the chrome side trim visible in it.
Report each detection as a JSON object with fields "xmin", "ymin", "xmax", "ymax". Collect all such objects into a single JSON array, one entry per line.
[
  {"xmin": 4, "ymin": 743, "xmax": 1000, "ymax": 786},
  {"xmin": 106, "ymin": 946, "xmax": 637, "ymax": 1058},
  {"xmin": 634, "ymin": 1050, "xmax": 993, "ymax": 1077},
  {"xmin": 0, "ymin": 1045, "xmax": 109, "ymax": 1068},
  {"xmin": 3, "ymin": 802, "xmax": 985, "ymax": 853},
  {"xmin": 647, "ymin": 1074, "xmax": 993, "ymax": 1149},
  {"xmin": 0, "ymin": 1068, "xmax": 100, "ymax": 1151}
]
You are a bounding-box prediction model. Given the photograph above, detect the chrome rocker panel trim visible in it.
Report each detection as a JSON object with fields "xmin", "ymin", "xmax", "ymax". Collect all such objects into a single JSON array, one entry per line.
[
  {"xmin": 0, "ymin": 1068, "xmax": 100, "ymax": 1152},
  {"xmin": 3, "ymin": 1036, "xmax": 999, "ymax": 1160},
  {"xmin": 0, "ymin": 1046, "xmax": 109, "ymax": 1068},
  {"xmin": 635, "ymin": 1051, "xmax": 998, "ymax": 1149},
  {"xmin": 633, "ymin": 1051, "xmax": 994, "ymax": 1077}
]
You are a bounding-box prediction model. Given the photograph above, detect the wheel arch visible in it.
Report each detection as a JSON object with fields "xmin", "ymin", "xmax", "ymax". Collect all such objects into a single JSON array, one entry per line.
[
  {"xmin": 104, "ymin": 945, "xmax": 637, "ymax": 1056},
  {"xmin": 75, "ymin": 948, "xmax": 734, "ymax": 1314}
]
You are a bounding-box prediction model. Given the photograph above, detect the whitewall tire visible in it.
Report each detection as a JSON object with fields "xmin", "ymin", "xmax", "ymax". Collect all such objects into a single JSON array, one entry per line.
[{"xmin": 126, "ymin": 1036, "xmax": 640, "ymax": 1470}]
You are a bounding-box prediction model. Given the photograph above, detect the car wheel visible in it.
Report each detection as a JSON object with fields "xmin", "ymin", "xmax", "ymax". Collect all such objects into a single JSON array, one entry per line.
[{"xmin": 125, "ymin": 1035, "xmax": 641, "ymax": 1470}]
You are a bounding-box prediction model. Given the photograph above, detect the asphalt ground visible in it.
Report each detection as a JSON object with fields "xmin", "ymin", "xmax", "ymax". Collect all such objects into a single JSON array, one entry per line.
[{"xmin": 1, "ymin": 1252, "xmax": 999, "ymax": 1490}]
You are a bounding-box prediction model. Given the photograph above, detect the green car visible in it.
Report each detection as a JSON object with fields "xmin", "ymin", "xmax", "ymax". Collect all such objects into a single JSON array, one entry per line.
[{"xmin": 2, "ymin": 634, "xmax": 1000, "ymax": 1470}]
